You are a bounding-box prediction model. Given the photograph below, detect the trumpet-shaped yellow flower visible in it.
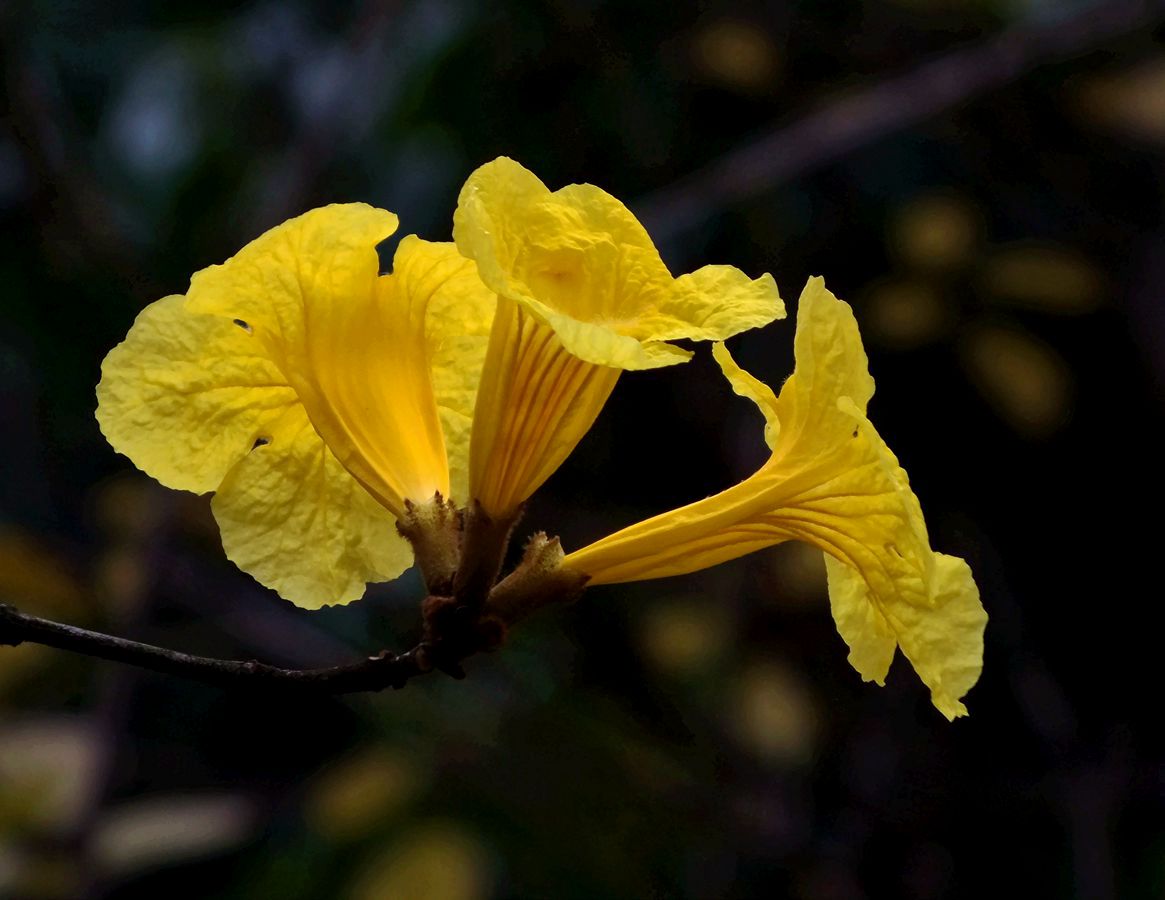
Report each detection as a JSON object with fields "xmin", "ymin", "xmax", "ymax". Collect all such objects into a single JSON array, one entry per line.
[
  {"xmin": 564, "ymin": 279, "xmax": 986, "ymax": 719},
  {"xmin": 454, "ymin": 157, "xmax": 785, "ymax": 519},
  {"xmin": 97, "ymin": 205, "xmax": 494, "ymax": 608}
]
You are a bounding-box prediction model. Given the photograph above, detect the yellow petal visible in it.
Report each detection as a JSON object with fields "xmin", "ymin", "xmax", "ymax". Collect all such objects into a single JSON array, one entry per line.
[
  {"xmin": 562, "ymin": 474, "xmax": 772, "ymax": 585},
  {"xmin": 468, "ymin": 295, "xmax": 620, "ymax": 517},
  {"xmin": 452, "ymin": 155, "xmax": 553, "ymax": 299},
  {"xmin": 454, "ymin": 157, "xmax": 783, "ymax": 370},
  {"xmin": 212, "ymin": 404, "xmax": 412, "ymax": 608},
  {"xmin": 882, "ymin": 554, "xmax": 986, "ymax": 720},
  {"xmin": 516, "ymin": 294, "xmax": 693, "ymax": 370},
  {"xmin": 186, "ymin": 203, "xmax": 398, "ymax": 365},
  {"xmin": 96, "ymin": 295, "xmax": 297, "ymax": 494},
  {"xmin": 772, "ymin": 277, "xmax": 875, "ymax": 463},
  {"xmin": 639, "ymin": 265, "xmax": 784, "ymax": 344},
  {"xmin": 424, "ymin": 247, "xmax": 498, "ymax": 504},
  {"xmin": 292, "ymin": 237, "xmax": 480, "ymax": 514},
  {"xmin": 711, "ymin": 341, "xmax": 780, "ymax": 449},
  {"xmin": 823, "ymin": 552, "xmax": 899, "ymax": 686}
]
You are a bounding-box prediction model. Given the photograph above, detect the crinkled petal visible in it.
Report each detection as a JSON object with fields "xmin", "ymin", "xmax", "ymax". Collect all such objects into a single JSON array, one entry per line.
[
  {"xmin": 775, "ymin": 277, "xmax": 876, "ymax": 459},
  {"xmin": 885, "ymin": 554, "xmax": 987, "ymax": 719},
  {"xmin": 212, "ymin": 405, "xmax": 412, "ymax": 609},
  {"xmin": 637, "ymin": 266, "xmax": 784, "ymax": 344},
  {"xmin": 469, "ymin": 296, "xmax": 620, "ymax": 517},
  {"xmin": 519, "ymin": 295, "xmax": 692, "ymax": 370},
  {"xmin": 453, "ymin": 156, "xmax": 552, "ymax": 300},
  {"xmin": 186, "ymin": 203, "xmax": 398, "ymax": 364},
  {"xmin": 824, "ymin": 553, "xmax": 899, "ymax": 686},
  {"xmin": 96, "ymin": 295, "xmax": 296, "ymax": 493}
]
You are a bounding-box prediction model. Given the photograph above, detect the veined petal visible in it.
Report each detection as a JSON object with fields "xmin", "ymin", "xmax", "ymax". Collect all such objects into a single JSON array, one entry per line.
[
  {"xmin": 824, "ymin": 554, "xmax": 898, "ymax": 685},
  {"xmin": 425, "ymin": 248, "xmax": 498, "ymax": 504},
  {"xmin": 469, "ymin": 295, "xmax": 620, "ymax": 518},
  {"xmin": 454, "ymin": 158, "xmax": 782, "ymax": 516},
  {"xmin": 213, "ymin": 404, "xmax": 412, "ymax": 608},
  {"xmin": 565, "ymin": 279, "xmax": 985, "ymax": 716},
  {"xmin": 293, "ymin": 237, "xmax": 483, "ymax": 515},
  {"xmin": 96, "ymin": 295, "xmax": 297, "ymax": 493}
]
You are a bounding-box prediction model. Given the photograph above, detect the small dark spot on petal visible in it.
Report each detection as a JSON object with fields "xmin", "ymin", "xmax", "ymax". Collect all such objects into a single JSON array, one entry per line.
[
  {"xmin": 234, "ymin": 319, "xmax": 252, "ymax": 333},
  {"xmin": 251, "ymin": 436, "xmax": 270, "ymax": 451},
  {"xmin": 851, "ymin": 428, "xmax": 859, "ymax": 438}
]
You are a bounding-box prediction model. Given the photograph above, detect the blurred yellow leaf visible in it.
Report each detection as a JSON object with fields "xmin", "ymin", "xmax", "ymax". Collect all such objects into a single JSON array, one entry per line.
[
  {"xmin": 638, "ymin": 599, "xmax": 732, "ymax": 677},
  {"xmin": 982, "ymin": 243, "xmax": 1104, "ymax": 314},
  {"xmin": 1076, "ymin": 58, "xmax": 1165, "ymax": 142},
  {"xmin": 0, "ymin": 529, "xmax": 84, "ymax": 615},
  {"xmin": 862, "ymin": 279, "xmax": 955, "ymax": 349},
  {"xmin": 0, "ymin": 529, "xmax": 87, "ymax": 691},
  {"xmin": 960, "ymin": 325, "xmax": 1072, "ymax": 438},
  {"xmin": 92, "ymin": 546, "xmax": 151, "ymax": 616},
  {"xmin": 90, "ymin": 474, "xmax": 169, "ymax": 542},
  {"xmin": 728, "ymin": 661, "xmax": 819, "ymax": 766},
  {"xmin": 0, "ymin": 717, "xmax": 100, "ymax": 835},
  {"xmin": 892, "ymin": 192, "xmax": 979, "ymax": 271},
  {"xmin": 349, "ymin": 822, "xmax": 492, "ymax": 900},
  {"xmin": 306, "ymin": 747, "xmax": 425, "ymax": 842},
  {"xmin": 690, "ymin": 20, "xmax": 780, "ymax": 93},
  {"xmin": 92, "ymin": 793, "xmax": 256, "ymax": 876}
]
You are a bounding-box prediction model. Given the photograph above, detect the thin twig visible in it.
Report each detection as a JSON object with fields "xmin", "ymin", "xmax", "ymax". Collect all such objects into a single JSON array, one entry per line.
[
  {"xmin": 0, "ymin": 603, "xmax": 435, "ymax": 694},
  {"xmin": 637, "ymin": 0, "xmax": 1165, "ymax": 243}
]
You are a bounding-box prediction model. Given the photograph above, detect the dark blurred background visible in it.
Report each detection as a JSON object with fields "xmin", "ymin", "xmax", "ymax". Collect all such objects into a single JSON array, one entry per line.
[{"xmin": 2, "ymin": 0, "xmax": 1164, "ymax": 897}]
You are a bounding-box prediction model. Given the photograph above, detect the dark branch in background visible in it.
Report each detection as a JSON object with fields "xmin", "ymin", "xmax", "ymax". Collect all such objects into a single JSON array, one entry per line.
[
  {"xmin": 637, "ymin": 0, "xmax": 1165, "ymax": 244},
  {"xmin": 0, "ymin": 603, "xmax": 436, "ymax": 693}
]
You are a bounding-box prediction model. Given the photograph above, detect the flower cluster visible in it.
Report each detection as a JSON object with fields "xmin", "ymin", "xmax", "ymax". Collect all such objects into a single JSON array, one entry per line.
[{"xmin": 97, "ymin": 157, "xmax": 986, "ymax": 718}]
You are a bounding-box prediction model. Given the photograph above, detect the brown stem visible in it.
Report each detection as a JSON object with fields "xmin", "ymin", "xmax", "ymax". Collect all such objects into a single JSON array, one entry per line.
[{"xmin": 0, "ymin": 602, "xmax": 434, "ymax": 694}]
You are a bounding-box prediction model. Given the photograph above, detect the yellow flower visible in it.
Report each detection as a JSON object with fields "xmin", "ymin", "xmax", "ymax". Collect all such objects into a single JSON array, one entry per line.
[
  {"xmin": 564, "ymin": 279, "xmax": 986, "ymax": 719},
  {"xmin": 453, "ymin": 157, "xmax": 785, "ymax": 521},
  {"xmin": 96, "ymin": 204, "xmax": 494, "ymax": 608}
]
